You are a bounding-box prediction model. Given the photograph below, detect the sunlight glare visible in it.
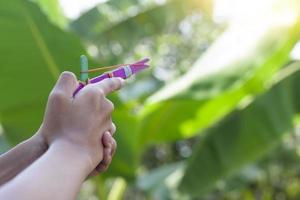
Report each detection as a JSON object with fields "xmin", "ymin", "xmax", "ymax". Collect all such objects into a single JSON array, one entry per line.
[
  {"xmin": 291, "ymin": 42, "xmax": 300, "ymax": 60},
  {"xmin": 148, "ymin": 0, "xmax": 300, "ymax": 103},
  {"xmin": 59, "ymin": 0, "xmax": 107, "ymax": 19}
]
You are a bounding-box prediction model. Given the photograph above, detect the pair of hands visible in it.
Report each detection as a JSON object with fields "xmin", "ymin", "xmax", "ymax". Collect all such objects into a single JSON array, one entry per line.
[{"xmin": 37, "ymin": 72, "xmax": 124, "ymax": 176}]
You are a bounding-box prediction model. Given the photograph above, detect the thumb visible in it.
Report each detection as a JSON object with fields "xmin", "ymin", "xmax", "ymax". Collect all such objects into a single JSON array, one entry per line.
[{"xmin": 53, "ymin": 71, "xmax": 78, "ymax": 97}]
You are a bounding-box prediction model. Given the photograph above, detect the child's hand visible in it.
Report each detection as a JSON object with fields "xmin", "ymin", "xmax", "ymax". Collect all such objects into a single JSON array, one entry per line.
[
  {"xmin": 39, "ymin": 72, "xmax": 124, "ymax": 173},
  {"xmin": 88, "ymin": 131, "xmax": 117, "ymax": 177}
]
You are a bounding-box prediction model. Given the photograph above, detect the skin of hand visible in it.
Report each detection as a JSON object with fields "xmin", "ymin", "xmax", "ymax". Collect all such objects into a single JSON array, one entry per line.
[
  {"xmin": 89, "ymin": 131, "xmax": 117, "ymax": 176},
  {"xmin": 0, "ymin": 71, "xmax": 121, "ymax": 187},
  {"xmin": 0, "ymin": 72, "xmax": 116, "ymax": 186},
  {"xmin": 0, "ymin": 134, "xmax": 47, "ymax": 186},
  {"xmin": 38, "ymin": 71, "xmax": 124, "ymax": 173},
  {"xmin": 0, "ymin": 72, "xmax": 124, "ymax": 200}
]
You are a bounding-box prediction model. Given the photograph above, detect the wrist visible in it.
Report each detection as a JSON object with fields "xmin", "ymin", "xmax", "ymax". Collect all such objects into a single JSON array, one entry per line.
[
  {"xmin": 27, "ymin": 133, "xmax": 48, "ymax": 158},
  {"xmin": 49, "ymin": 139, "xmax": 95, "ymax": 174}
]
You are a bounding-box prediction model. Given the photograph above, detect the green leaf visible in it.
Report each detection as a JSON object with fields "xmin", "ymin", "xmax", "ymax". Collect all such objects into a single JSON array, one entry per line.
[
  {"xmin": 0, "ymin": 0, "xmax": 85, "ymax": 111},
  {"xmin": 1, "ymin": 103, "xmax": 45, "ymax": 143},
  {"xmin": 0, "ymin": 0, "xmax": 86, "ymax": 142},
  {"xmin": 178, "ymin": 63, "xmax": 300, "ymax": 196},
  {"xmin": 31, "ymin": 0, "xmax": 67, "ymax": 28},
  {"xmin": 139, "ymin": 7, "xmax": 300, "ymax": 143}
]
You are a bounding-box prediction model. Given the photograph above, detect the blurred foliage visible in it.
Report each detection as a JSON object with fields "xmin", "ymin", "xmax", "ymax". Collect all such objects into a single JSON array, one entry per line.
[
  {"xmin": 30, "ymin": 0, "xmax": 67, "ymax": 28},
  {"xmin": 1, "ymin": 0, "xmax": 300, "ymax": 199},
  {"xmin": 198, "ymin": 122, "xmax": 300, "ymax": 200}
]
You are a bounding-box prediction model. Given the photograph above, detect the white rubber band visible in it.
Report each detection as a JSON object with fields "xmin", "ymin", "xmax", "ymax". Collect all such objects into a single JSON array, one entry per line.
[{"xmin": 123, "ymin": 65, "xmax": 132, "ymax": 78}]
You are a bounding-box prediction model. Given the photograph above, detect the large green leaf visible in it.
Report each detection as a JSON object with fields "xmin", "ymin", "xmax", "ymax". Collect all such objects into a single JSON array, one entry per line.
[
  {"xmin": 178, "ymin": 62, "xmax": 300, "ymax": 196},
  {"xmin": 138, "ymin": 3, "xmax": 300, "ymax": 144},
  {"xmin": 32, "ymin": 0, "xmax": 67, "ymax": 28},
  {"xmin": 0, "ymin": 0, "xmax": 86, "ymax": 142}
]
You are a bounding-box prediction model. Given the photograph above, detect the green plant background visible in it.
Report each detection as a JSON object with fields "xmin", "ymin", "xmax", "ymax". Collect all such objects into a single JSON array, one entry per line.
[{"xmin": 1, "ymin": 0, "xmax": 300, "ymax": 199}]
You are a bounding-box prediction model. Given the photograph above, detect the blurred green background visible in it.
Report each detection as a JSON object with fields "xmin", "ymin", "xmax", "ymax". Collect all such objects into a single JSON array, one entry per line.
[{"xmin": 1, "ymin": 0, "xmax": 300, "ymax": 199}]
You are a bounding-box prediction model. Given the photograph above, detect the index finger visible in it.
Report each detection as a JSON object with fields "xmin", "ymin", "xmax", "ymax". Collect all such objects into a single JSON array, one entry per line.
[{"xmin": 93, "ymin": 78, "xmax": 125, "ymax": 95}]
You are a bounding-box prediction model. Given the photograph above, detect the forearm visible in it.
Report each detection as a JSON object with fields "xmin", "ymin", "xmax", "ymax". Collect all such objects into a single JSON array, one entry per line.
[
  {"xmin": 0, "ymin": 140, "xmax": 92, "ymax": 200},
  {"xmin": 0, "ymin": 134, "xmax": 47, "ymax": 186}
]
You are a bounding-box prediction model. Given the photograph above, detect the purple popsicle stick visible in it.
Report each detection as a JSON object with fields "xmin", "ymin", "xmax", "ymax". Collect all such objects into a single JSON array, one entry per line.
[
  {"xmin": 89, "ymin": 64, "xmax": 149, "ymax": 83},
  {"xmin": 133, "ymin": 57, "xmax": 150, "ymax": 64},
  {"xmin": 73, "ymin": 82, "xmax": 85, "ymax": 96},
  {"xmin": 73, "ymin": 59, "xmax": 150, "ymax": 96}
]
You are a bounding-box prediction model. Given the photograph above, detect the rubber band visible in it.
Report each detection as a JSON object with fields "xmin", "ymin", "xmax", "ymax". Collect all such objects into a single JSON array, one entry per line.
[
  {"xmin": 108, "ymin": 72, "xmax": 114, "ymax": 78},
  {"xmin": 123, "ymin": 65, "xmax": 132, "ymax": 78},
  {"xmin": 80, "ymin": 58, "xmax": 150, "ymax": 74}
]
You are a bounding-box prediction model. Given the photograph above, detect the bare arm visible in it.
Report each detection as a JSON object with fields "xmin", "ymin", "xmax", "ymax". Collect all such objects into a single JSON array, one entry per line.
[
  {"xmin": 0, "ymin": 141, "xmax": 91, "ymax": 200},
  {"xmin": 0, "ymin": 134, "xmax": 47, "ymax": 186},
  {"xmin": 0, "ymin": 131, "xmax": 116, "ymax": 186}
]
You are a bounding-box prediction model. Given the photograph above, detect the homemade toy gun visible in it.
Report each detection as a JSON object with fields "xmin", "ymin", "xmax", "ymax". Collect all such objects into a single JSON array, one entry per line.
[{"xmin": 73, "ymin": 55, "xmax": 150, "ymax": 96}]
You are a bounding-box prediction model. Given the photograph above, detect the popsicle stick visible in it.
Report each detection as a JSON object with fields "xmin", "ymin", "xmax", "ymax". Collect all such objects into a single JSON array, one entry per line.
[{"xmin": 80, "ymin": 55, "xmax": 89, "ymax": 82}]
